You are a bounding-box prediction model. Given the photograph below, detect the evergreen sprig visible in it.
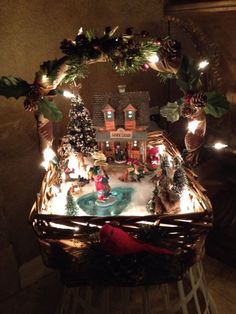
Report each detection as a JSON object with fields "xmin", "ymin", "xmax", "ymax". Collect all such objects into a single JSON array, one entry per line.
[{"xmin": 0, "ymin": 26, "xmax": 229, "ymax": 123}]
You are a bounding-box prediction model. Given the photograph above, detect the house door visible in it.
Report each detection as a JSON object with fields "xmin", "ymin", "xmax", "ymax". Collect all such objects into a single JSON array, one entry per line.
[{"xmin": 114, "ymin": 142, "xmax": 127, "ymax": 162}]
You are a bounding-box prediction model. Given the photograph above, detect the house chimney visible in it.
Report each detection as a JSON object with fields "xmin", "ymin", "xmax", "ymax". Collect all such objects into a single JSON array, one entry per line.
[{"xmin": 118, "ymin": 85, "xmax": 126, "ymax": 93}]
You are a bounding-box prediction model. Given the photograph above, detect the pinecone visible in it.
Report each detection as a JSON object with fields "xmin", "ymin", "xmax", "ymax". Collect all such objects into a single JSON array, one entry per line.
[
  {"xmin": 60, "ymin": 39, "xmax": 77, "ymax": 55},
  {"xmin": 161, "ymin": 39, "xmax": 181, "ymax": 59},
  {"xmin": 190, "ymin": 93, "xmax": 207, "ymax": 108},
  {"xmin": 24, "ymin": 85, "xmax": 42, "ymax": 112},
  {"xmin": 23, "ymin": 98, "xmax": 38, "ymax": 112},
  {"xmin": 75, "ymin": 34, "xmax": 89, "ymax": 46},
  {"xmin": 181, "ymin": 105, "xmax": 197, "ymax": 118}
]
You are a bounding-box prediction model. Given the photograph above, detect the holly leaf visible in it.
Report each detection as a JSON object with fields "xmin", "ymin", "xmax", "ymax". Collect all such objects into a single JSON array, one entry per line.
[
  {"xmin": 160, "ymin": 101, "xmax": 180, "ymax": 122},
  {"xmin": 204, "ymin": 91, "xmax": 230, "ymax": 118},
  {"xmin": 176, "ymin": 56, "xmax": 201, "ymax": 93},
  {"xmin": 38, "ymin": 97, "xmax": 62, "ymax": 121},
  {"xmin": 0, "ymin": 76, "xmax": 30, "ymax": 99}
]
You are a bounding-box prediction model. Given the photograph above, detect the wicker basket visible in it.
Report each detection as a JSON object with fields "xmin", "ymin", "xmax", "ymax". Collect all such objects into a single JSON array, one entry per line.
[{"xmin": 29, "ymin": 131, "xmax": 212, "ymax": 286}]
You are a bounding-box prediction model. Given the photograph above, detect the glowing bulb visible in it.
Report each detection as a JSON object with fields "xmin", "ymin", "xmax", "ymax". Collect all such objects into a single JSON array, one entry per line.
[
  {"xmin": 158, "ymin": 144, "xmax": 165, "ymax": 155},
  {"xmin": 188, "ymin": 120, "xmax": 200, "ymax": 134},
  {"xmin": 78, "ymin": 27, "xmax": 83, "ymax": 35},
  {"xmin": 180, "ymin": 189, "xmax": 191, "ymax": 213},
  {"xmin": 213, "ymin": 142, "xmax": 228, "ymax": 150},
  {"xmin": 41, "ymin": 74, "xmax": 48, "ymax": 84},
  {"xmin": 147, "ymin": 52, "xmax": 159, "ymax": 64},
  {"xmin": 63, "ymin": 90, "xmax": 75, "ymax": 98},
  {"xmin": 198, "ymin": 60, "xmax": 209, "ymax": 70},
  {"xmin": 41, "ymin": 147, "xmax": 56, "ymax": 170}
]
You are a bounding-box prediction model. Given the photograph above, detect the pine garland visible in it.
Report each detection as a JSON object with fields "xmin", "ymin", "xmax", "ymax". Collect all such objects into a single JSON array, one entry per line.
[{"xmin": 0, "ymin": 25, "xmax": 229, "ymax": 123}]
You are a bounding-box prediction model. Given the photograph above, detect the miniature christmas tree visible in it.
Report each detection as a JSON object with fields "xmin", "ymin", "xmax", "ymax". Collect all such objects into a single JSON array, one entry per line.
[
  {"xmin": 172, "ymin": 166, "xmax": 188, "ymax": 194},
  {"xmin": 67, "ymin": 95, "xmax": 98, "ymax": 155},
  {"xmin": 66, "ymin": 191, "xmax": 78, "ymax": 216}
]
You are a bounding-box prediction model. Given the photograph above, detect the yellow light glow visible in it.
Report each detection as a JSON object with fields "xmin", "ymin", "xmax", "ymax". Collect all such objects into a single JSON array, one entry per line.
[
  {"xmin": 41, "ymin": 74, "xmax": 48, "ymax": 84},
  {"xmin": 188, "ymin": 120, "xmax": 200, "ymax": 134},
  {"xmin": 78, "ymin": 27, "xmax": 83, "ymax": 35},
  {"xmin": 158, "ymin": 144, "xmax": 165, "ymax": 155},
  {"xmin": 180, "ymin": 189, "xmax": 192, "ymax": 213},
  {"xmin": 41, "ymin": 147, "xmax": 56, "ymax": 170},
  {"xmin": 213, "ymin": 142, "xmax": 228, "ymax": 150},
  {"xmin": 198, "ymin": 60, "xmax": 209, "ymax": 70},
  {"xmin": 147, "ymin": 52, "xmax": 160, "ymax": 64},
  {"xmin": 67, "ymin": 154, "xmax": 88, "ymax": 179},
  {"xmin": 49, "ymin": 222, "xmax": 79, "ymax": 231},
  {"xmin": 63, "ymin": 90, "xmax": 75, "ymax": 98}
]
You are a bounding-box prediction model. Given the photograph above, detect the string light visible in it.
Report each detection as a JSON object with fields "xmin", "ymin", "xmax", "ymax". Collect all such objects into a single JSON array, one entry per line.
[
  {"xmin": 147, "ymin": 52, "xmax": 160, "ymax": 64},
  {"xmin": 41, "ymin": 147, "xmax": 56, "ymax": 170},
  {"xmin": 158, "ymin": 144, "xmax": 165, "ymax": 155},
  {"xmin": 41, "ymin": 74, "xmax": 48, "ymax": 84},
  {"xmin": 198, "ymin": 60, "xmax": 209, "ymax": 70},
  {"xmin": 77, "ymin": 27, "xmax": 83, "ymax": 35},
  {"xmin": 213, "ymin": 142, "xmax": 228, "ymax": 150},
  {"xmin": 63, "ymin": 90, "xmax": 75, "ymax": 98},
  {"xmin": 188, "ymin": 120, "xmax": 200, "ymax": 134}
]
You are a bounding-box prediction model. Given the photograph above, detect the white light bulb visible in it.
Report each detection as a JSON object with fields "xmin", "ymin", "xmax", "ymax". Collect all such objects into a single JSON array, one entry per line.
[
  {"xmin": 41, "ymin": 74, "xmax": 48, "ymax": 84},
  {"xmin": 198, "ymin": 60, "xmax": 209, "ymax": 70},
  {"xmin": 63, "ymin": 90, "xmax": 75, "ymax": 98},
  {"xmin": 213, "ymin": 142, "xmax": 228, "ymax": 150},
  {"xmin": 188, "ymin": 120, "xmax": 200, "ymax": 134},
  {"xmin": 78, "ymin": 27, "xmax": 83, "ymax": 35},
  {"xmin": 147, "ymin": 53, "xmax": 159, "ymax": 64},
  {"xmin": 41, "ymin": 147, "xmax": 56, "ymax": 170},
  {"xmin": 158, "ymin": 144, "xmax": 165, "ymax": 155}
]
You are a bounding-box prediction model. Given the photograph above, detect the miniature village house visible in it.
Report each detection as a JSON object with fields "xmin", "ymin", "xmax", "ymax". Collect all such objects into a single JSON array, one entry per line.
[{"xmin": 92, "ymin": 86, "xmax": 150, "ymax": 162}]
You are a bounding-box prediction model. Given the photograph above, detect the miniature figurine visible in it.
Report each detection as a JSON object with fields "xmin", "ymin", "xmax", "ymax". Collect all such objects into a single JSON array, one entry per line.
[{"xmin": 94, "ymin": 167, "xmax": 111, "ymax": 201}]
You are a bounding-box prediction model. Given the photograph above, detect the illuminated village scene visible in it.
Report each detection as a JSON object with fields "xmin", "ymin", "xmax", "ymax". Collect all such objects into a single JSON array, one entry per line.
[{"xmin": 39, "ymin": 88, "xmax": 208, "ymax": 218}]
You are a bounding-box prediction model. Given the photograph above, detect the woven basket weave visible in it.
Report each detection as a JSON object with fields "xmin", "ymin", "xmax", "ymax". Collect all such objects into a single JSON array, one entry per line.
[{"xmin": 29, "ymin": 131, "xmax": 212, "ymax": 286}]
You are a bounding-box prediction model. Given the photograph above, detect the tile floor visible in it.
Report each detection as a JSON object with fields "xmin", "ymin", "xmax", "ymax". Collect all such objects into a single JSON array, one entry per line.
[{"xmin": 0, "ymin": 255, "xmax": 235, "ymax": 314}]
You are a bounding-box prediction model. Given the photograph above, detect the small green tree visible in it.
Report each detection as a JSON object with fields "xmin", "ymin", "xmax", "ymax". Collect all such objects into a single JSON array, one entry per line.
[{"xmin": 66, "ymin": 191, "xmax": 78, "ymax": 216}]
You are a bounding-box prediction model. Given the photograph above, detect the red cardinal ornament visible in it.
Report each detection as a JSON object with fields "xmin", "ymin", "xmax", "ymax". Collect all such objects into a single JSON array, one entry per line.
[{"xmin": 99, "ymin": 224, "xmax": 174, "ymax": 256}]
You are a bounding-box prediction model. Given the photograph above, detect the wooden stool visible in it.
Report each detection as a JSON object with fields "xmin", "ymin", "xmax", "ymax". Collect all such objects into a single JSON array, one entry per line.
[{"xmin": 57, "ymin": 261, "xmax": 217, "ymax": 314}]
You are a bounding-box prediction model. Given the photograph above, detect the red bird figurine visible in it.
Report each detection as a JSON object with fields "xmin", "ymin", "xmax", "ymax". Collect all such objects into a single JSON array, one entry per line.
[{"xmin": 99, "ymin": 224, "xmax": 174, "ymax": 256}]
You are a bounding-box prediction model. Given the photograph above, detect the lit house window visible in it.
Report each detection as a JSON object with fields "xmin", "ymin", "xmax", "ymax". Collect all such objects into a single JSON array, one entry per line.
[
  {"xmin": 126, "ymin": 110, "xmax": 135, "ymax": 120},
  {"xmin": 106, "ymin": 111, "xmax": 114, "ymax": 120}
]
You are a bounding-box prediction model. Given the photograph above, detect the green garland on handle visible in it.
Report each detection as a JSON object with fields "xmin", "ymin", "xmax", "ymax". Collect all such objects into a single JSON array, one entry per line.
[
  {"xmin": 0, "ymin": 26, "xmax": 230, "ymax": 162},
  {"xmin": 0, "ymin": 26, "xmax": 229, "ymax": 120}
]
